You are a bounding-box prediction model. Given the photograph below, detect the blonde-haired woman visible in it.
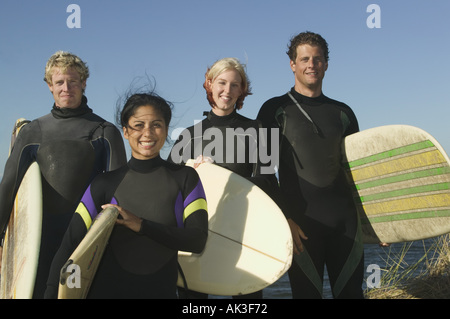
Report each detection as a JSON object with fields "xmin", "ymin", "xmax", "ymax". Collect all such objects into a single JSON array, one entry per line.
[
  {"xmin": 203, "ymin": 57, "xmax": 251, "ymax": 113},
  {"xmin": 170, "ymin": 58, "xmax": 282, "ymax": 299}
]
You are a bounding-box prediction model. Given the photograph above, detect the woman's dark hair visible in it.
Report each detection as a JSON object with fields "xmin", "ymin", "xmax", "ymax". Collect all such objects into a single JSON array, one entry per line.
[
  {"xmin": 115, "ymin": 76, "xmax": 173, "ymax": 130},
  {"xmin": 117, "ymin": 92, "xmax": 172, "ymax": 129}
]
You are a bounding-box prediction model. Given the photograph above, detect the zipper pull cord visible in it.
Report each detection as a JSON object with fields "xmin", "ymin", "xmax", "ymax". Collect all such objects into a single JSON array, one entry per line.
[{"xmin": 287, "ymin": 92, "xmax": 319, "ymax": 134}]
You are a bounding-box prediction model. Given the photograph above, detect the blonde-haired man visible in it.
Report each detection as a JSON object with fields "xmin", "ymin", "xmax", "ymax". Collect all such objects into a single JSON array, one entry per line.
[{"xmin": 0, "ymin": 51, "xmax": 127, "ymax": 298}]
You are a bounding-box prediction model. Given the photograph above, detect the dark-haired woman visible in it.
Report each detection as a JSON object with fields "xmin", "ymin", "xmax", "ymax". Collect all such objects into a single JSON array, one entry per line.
[{"xmin": 45, "ymin": 93, "xmax": 208, "ymax": 299}]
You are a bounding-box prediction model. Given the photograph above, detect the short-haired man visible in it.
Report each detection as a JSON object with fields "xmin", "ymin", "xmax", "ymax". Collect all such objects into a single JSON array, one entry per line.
[
  {"xmin": 257, "ymin": 32, "xmax": 364, "ymax": 299},
  {"xmin": 0, "ymin": 51, "xmax": 127, "ymax": 298}
]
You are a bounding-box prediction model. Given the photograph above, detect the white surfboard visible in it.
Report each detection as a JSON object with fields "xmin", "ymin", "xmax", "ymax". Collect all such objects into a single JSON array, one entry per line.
[
  {"xmin": 343, "ymin": 125, "xmax": 450, "ymax": 244},
  {"xmin": 0, "ymin": 162, "xmax": 42, "ymax": 299},
  {"xmin": 58, "ymin": 207, "xmax": 118, "ymax": 299},
  {"xmin": 177, "ymin": 162, "xmax": 293, "ymax": 296},
  {"xmin": 1, "ymin": 119, "xmax": 42, "ymax": 299}
]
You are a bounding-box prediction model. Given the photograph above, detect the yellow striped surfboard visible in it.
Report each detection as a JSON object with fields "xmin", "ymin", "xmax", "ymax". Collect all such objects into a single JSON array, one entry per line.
[{"xmin": 342, "ymin": 125, "xmax": 450, "ymax": 244}]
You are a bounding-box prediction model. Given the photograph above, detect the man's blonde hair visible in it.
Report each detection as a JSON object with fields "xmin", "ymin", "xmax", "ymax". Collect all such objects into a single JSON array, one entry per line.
[{"xmin": 44, "ymin": 51, "xmax": 89, "ymax": 85}]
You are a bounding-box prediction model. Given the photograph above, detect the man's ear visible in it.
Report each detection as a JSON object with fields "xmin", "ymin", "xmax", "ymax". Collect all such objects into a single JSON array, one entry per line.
[{"xmin": 290, "ymin": 60, "xmax": 296, "ymax": 73}]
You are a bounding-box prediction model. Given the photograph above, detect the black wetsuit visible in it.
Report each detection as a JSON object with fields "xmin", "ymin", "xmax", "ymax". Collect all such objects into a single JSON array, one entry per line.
[
  {"xmin": 45, "ymin": 156, "xmax": 208, "ymax": 299},
  {"xmin": 169, "ymin": 110, "xmax": 280, "ymax": 299},
  {"xmin": 169, "ymin": 110, "xmax": 278, "ymax": 190},
  {"xmin": 0, "ymin": 97, "xmax": 127, "ymax": 298},
  {"xmin": 257, "ymin": 88, "xmax": 364, "ymax": 298}
]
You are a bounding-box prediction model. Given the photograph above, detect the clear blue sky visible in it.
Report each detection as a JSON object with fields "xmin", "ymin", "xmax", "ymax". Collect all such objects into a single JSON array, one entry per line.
[{"xmin": 1, "ymin": 0, "xmax": 449, "ymax": 172}]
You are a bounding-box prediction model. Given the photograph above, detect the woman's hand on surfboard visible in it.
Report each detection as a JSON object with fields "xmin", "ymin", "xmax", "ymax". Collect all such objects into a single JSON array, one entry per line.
[
  {"xmin": 102, "ymin": 204, "xmax": 143, "ymax": 233},
  {"xmin": 287, "ymin": 218, "xmax": 308, "ymax": 255}
]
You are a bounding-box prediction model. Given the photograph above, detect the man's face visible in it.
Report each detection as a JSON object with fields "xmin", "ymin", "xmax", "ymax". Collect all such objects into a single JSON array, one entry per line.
[
  {"xmin": 290, "ymin": 44, "xmax": 328, "ymax": 97},
  {"xmin": 47, "ymin": 67, "xmax": 86, "ymax": 109}
]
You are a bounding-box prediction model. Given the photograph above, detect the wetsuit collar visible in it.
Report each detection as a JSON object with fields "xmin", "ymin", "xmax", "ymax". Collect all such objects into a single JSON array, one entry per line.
[
  {"xmin": 51, "ymin": 95, "xmax": 93, "ymax": 119},
  {"xmin": 290, "ymin": 87, "xmax": 326, "ymax": 106},
  {"xmin": 204, "ymin": 109, "xmax": 238, "ymax": 126},
  {"xmin": 128, "ymin": 155, "xmax": 164, "ymax": 173}
]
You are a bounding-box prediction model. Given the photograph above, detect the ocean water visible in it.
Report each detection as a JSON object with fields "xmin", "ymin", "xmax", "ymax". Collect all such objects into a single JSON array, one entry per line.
[{"xmin": 260, "ymin": 237, "xmax": 442, "ymax": 299}]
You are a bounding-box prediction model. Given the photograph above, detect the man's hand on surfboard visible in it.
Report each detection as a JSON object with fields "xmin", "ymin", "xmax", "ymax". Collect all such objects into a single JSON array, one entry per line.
[{"xmin": 287, "ymin": 218, "xmax": 308, "ymax": 254}]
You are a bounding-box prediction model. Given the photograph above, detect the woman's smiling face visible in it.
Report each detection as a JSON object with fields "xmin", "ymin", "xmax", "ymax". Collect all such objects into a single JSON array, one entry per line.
[
  {"xmin": 208, "ymin": 69, "xmax": 243, "ymax": 116},
  {"xmin": 123, "ymin": 105, "xmax": 168, "ymax": 160}
]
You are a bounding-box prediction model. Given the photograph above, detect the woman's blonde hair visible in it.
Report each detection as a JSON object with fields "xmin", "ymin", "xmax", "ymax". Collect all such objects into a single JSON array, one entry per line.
[
  {"xmin": 44, "ymin": 51, "xmax": 89, "ymax": 87},
  {"xmin": 203, "ymin": 57, "xmax": 252, "ymax": 110}
]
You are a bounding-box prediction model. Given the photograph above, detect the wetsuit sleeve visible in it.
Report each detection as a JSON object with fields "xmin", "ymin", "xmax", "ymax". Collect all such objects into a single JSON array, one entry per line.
[
  {"xmin": 0, "ymin": 123, "xmax": 38, "ymax": 237},
  {"xmin": 251, "ymin": 119, "xmax": 276, "ymax": 176},
  {"xmin": 246, "ymin": 118, "xmax": 292, "ymax": 216},
  {"xmin": 44, "ymin": 209, "xmax": 89, "ymax": 299},
  {"xmin": 257, "ymin": 98, "xmax": 280, "ymax": 131},
  {"xmin": 44, "ymin": 166, "xmax": 125, "ymax": 298},
  {"xmin": 256, "ymin": 99, "xmax": 283, "ymax": 178},
  {"xmin": 257, "ymin": 98, "xmax": 298, "ymax": 220},
  {"xmin": 44, "ymin": 182, "xmax": 106, "ymax": 299},
  {"xmin": 343, "ymin": 107, "xmax": 359, "ymax": 136},
  {"xmin": 139, "ymin": 169, "xmax": 208, "ymax": 253},
  {"xmin": 102, "ymin": 123, "xmax": 127, "ymax": 171}
]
